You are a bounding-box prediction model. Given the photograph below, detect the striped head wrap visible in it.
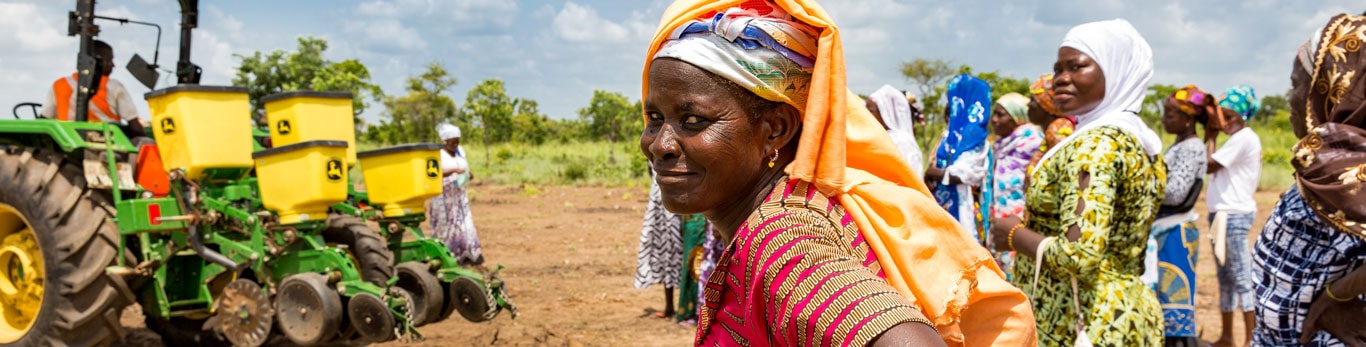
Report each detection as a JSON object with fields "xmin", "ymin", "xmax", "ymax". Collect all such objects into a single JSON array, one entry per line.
[{"xmin": 654, "ymin": 5, "xmax": 818, "ymax": 109}]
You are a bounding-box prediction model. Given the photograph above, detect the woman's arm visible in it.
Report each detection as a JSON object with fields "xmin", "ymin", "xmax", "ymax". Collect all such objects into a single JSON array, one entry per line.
[
  {"xmin": 996, "ymin": 135, "xmax": 1123, "ymax": 281},
  {"xmin": 1301, "ymin": 266, "xmax": 1366, "ymax": 344},
  {"xmin": 870, "ymin": 322, "xmax": 945, "ymax": 347},
  {"xmin": 945, "ymin": 147, "xmax": 989, "ymax": 187},
  {"xmin": 923, "ymin": 167, "xmax": 961, "ymax": 185}
]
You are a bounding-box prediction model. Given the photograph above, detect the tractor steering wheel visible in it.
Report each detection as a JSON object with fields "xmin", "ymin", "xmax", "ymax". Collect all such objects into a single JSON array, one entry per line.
[{"xmin": 11, "ymin": 102, "xmax": 42, "ymax": 119}]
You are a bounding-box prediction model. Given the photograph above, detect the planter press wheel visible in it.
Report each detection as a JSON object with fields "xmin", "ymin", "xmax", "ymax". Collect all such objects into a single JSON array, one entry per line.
[
  {"xmin": 275, "ymin": 273, "xmax": 342, "ymax": 346},
  {"xmin": 347, "ymin": 292, "xmax": 396, "ymax": 343},
  {"xmin": 394, "ymin": 262, "xmax": 444, "ymax": 326},
  {"xmin": 449, "ymin": 276, "xmax": 498, "ymax": 323}
]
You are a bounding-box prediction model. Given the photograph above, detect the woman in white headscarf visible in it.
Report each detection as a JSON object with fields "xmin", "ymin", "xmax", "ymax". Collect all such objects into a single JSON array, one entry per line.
[
  {"xmin": 428, "ymin": 123, "xmax": 483, "ymax": 265},
  {"xmin": 989, "ymin": 19, "xmax": 1165, "ymax": 346},
  {"xmin": 866, "ymin": 84, "xmax": 925, "ymax": 173}
]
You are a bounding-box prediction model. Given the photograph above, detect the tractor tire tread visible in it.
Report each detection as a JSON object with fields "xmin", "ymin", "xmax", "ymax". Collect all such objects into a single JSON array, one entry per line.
[{"xmin": 0, "ymin": 148, "xmax": 132, "ymax": 347}]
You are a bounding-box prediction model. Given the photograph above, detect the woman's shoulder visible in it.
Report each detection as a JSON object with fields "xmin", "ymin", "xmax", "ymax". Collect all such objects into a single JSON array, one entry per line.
[
  {"xmin": 1054, "ymin": 126, "xmax": 1155, "ymax": 167},
  {"xmin": 1170, "ymin": 137, "xmax": 1207, "ymax": 155},
  {"xmin": 1071, "ymin": 126, "xmax": 1146, "ymax": 149},
  {"xmin": 1018, "ymin": 123, "xmax": 1044, "ymax": 138},
  {"xmin": 744, "ymin": 179, "xmax": 847, "ymax": 236}
]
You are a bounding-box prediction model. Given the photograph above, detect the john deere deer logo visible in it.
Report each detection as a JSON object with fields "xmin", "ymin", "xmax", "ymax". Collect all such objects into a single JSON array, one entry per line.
[
  {"xmin": 425, "ymin": 158, "xmax": 440, "ymax": 178},
  {"xmin": 277, "ymin": 120, "xmax": 292, "ymax": 135},
  {"xmin": 160, "ymin": 118, "xmax": 175, "ymax": 134},
  {"xmin": 326, "ymin": 159, "xmax": 343, "ymax": 181}
]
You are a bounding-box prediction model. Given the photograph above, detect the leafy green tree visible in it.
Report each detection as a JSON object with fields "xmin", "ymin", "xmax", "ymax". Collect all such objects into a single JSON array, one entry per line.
[
  {"xmin": 1256, "ymin": 93, "xmax": 1289, "ymax": 122},
  {"xmin": 371, "ymin": 63, "xmax": 458, "ymax": 145},
  {"xmin": 900, "ymin": 58, "xmax": 955, "ymax": 117},
  {"xmin": 1140, "ymin": 84, "xmax": 1180, "ymax": 128},
  {"xmin": 552, "ymin": 118, "xmax": 588, "ymax": 144},
  {"xmin": 576, "ymin": 90, "xmax": 641, "ymax": 163},
  {"xmin": 510, "ymin": 98, "xmax": 553, "ymax": 145},
  {"xmin": 976, "ymin": 71, "xmax": 1031, "ymax": 100},
  {"xmin": 232, "ymin": 36, "xmax": 381, "ymax": 131},
  {"xmin": 463, "ymin": 79, "xmax": 516, "ymax": 164},
  {"xmin": 578, "ymin": 90, "xmax": 639, "ymax": 143}
]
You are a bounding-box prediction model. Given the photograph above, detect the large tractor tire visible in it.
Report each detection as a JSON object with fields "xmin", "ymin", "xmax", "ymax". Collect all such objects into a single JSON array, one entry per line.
[
  {"xmin": 0, "ymin": 148, "xmax": 133, "ymax": 346},
  {"xmin": 322, "ymin": 215, "xmax": 393, "ymax": 286}
]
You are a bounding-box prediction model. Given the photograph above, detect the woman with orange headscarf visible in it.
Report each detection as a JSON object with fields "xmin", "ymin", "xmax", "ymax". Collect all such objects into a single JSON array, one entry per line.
[{"xmin": 640, "ymin": 0, "xmax": 1035, "ymax": 345}]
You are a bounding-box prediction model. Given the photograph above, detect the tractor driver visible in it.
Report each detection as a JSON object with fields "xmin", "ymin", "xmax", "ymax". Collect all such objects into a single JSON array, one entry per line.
[{"xmin": 40, "ymin": 40, "xmax": 148, "ymax": 138}]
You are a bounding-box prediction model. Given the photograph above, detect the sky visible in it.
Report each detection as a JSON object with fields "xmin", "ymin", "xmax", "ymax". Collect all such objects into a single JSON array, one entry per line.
[{"xmin": 0, "ymin": 0, "xmax": 1357, "ymax": 127}]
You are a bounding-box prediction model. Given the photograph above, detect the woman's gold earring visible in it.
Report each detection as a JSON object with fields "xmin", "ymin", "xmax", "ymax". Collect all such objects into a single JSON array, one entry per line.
[{"xmin": 768, "ymin": 149, "xmax": 778, "ymax": 168}]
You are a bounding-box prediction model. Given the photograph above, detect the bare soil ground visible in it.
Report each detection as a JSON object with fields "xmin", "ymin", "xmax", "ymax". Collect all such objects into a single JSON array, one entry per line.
[{"xmin": 113, "ymin": 185, "xmax": 1285, "ymax": 346}]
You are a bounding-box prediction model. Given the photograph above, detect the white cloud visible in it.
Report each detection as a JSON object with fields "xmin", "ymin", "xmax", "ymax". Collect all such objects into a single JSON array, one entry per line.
[
  {"xmin": 354, "ymin": 0, "xmax": 518, "ymax": 34},
  {"xmin": 0, "ymin": 3, "xmax": 68, "ymax": 53},
  {"xmin": 553, "ymin": 2, "xmax": 630, "ymax": 43},
  {"xmin": 346, "ymin": 19, "xmax": 428, "ymax": 53}
]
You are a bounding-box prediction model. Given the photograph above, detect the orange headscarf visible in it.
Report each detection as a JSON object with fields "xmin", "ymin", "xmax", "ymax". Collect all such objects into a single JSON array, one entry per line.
[{"xmin": 643, "ymin": 1, "xmax": 1036, "ymax": 345}]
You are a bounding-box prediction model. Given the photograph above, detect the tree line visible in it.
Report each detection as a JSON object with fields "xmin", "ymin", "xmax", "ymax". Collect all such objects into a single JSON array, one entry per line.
[
  {"xmin": 230, "ymin": 39, "xmax": 1292, "ymax": 155},
  {"xmin": 232, "ymin": 37, "xmax": 645, "ymax": 153}
]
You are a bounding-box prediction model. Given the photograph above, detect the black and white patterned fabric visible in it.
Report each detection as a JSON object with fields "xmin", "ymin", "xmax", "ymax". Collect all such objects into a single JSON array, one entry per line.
[
  {"xmin": 1162, "ymin": 137, "xmax": 1206, "ymax": 205},
  {"xmin": 634, "ymin": 178, "xmax": 682, "ymax": 289},
  {"xmin": 1215, "ymin": 212, "xmax": 1257, "ymax": 312},
  {"xmin": 1253, "ymin": 187, "xmax": 1366, "ymax": 346}
]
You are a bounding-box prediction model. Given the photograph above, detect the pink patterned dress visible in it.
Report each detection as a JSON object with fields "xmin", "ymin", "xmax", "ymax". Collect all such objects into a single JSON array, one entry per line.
[{"xmin": 695, "ymin": 179, "xmax": 930, "ymax": 346}]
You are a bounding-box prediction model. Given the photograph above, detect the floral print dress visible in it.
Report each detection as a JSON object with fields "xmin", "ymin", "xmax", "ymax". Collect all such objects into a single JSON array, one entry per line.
[
  {"xmin": 1012, "ymin": 126, "xmax": 1165, "ymax": 346},
  {"xmin": 992, "ymin": 124, "xmax": 1044, "ymax": 219}
]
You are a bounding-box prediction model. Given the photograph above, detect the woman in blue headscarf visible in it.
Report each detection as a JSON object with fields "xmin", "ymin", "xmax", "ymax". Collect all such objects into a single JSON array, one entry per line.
[{"xmin": 924, "ymin": 74, "xmax": 992, "ymax": 241}]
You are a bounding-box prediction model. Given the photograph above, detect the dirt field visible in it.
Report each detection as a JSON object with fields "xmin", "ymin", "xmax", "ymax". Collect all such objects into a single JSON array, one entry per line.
[{"xmin": 114, "ymin": 184, "xmax": 1285, "ymax": 346}]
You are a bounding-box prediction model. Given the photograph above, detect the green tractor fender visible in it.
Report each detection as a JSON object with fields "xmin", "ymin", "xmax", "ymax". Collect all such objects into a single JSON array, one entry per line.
[
  {"xmin": 0, "ymin": 119, "xmax": 141, "ymax": 192},
  {"xmin": 0, "ymin": 118, "xmax": 137, "ymax": 153}
]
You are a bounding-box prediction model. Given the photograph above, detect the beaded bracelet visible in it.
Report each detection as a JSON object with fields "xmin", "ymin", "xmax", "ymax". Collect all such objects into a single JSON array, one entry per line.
[{"xmin": 1008, "ymin": 222, "xmax": 1023, "ymax": 251}]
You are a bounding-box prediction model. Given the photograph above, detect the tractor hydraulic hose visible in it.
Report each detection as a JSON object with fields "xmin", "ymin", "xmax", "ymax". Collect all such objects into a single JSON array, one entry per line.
[
  {"xmin": 172, "ymin": 179, "xmax": 242, "ymax": 272},
  {"xmin": 187, "ymin": 222, "xmax": 242, "ymax": 272}
]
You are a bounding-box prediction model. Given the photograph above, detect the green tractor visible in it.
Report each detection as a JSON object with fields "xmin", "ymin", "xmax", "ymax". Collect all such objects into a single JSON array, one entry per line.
[{"xmin": 0, "ymin": 1, "xmax": 511, "ymax": 346}]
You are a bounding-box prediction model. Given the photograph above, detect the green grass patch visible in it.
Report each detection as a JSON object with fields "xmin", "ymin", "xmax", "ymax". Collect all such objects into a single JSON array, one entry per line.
[
  {"xmin": 349, "ymin": 114, "xmax": 1299, "ymax": 192},
  {"xmin": 394, "ymin": 140, "xmax": 653, "ymax": 187}
]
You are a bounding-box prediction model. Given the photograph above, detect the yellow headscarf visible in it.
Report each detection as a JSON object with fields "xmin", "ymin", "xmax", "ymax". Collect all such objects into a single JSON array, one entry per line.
[{"xmin": 643, "ymin": 1, "xmax": 1036, "ymax": 345}]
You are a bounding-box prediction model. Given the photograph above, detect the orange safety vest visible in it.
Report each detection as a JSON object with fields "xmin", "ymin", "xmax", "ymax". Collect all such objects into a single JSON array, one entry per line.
[{"xmin": 52, "ymin": 72, "xmax": 118, "ymax": 123}]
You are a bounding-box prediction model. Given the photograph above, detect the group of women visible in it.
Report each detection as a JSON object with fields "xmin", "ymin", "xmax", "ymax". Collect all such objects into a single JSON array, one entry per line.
[{"xmin": 637, "ymin": 0, "xmax": 1366, "ymax": 345}]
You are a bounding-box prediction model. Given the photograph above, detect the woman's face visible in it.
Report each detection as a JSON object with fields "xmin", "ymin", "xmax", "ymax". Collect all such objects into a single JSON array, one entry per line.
[
  {"xmin": 990, "ymin": 103, "xmax": 1018, "ymax": 137},
  {"xmin": 1289, "ymin": 58, "xmax": 1312, "ymax": 138},
  {"xmin": 642, "ymin": 59, "xmax": 772, "ymax": 214},
  {"xmin": 1160, "ymin": 97, "xmax": 1192, "ymax": 135},
  {"xmin": 865, "ymin": 97, "xmax": 889, "ymax": 129},
  {"xmin": 1026, "ymin": 98, "xmax": 1052, "ymax": 126},
  {"xmin": 1053, "ymin": 47, "xmax": 1106, "ymax": 115},
  {"xmin": 444, "ymin": 138, "xmax": 460, "ymax": 153}
]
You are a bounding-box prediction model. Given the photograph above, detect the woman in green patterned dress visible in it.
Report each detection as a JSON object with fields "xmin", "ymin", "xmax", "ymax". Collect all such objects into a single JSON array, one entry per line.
[{"xmin": 990, "ymin": 19, "xmax": 1165, "ymax": 346}]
